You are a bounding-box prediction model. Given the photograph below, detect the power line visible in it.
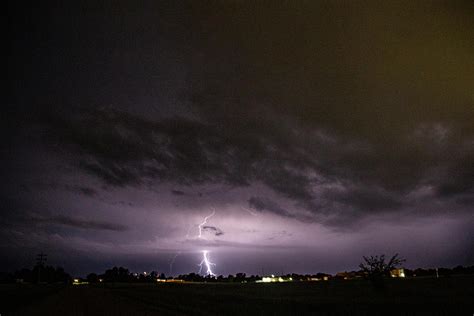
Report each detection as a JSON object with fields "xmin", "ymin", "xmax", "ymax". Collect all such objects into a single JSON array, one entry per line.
[{"xmin": 36, "ymin": 253, "xmax": 47, "ymax": 283}]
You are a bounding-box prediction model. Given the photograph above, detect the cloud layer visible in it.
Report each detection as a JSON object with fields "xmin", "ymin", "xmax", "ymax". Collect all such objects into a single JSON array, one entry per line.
[{"xmin": 3, "ymin": 0, "xmax": 473, "ymax": 275}]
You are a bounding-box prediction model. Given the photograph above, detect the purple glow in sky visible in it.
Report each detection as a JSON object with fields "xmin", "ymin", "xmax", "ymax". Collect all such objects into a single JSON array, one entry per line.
[{"xmin": 3, "ymin": 1, "xmax": 473, "ymax": 276}]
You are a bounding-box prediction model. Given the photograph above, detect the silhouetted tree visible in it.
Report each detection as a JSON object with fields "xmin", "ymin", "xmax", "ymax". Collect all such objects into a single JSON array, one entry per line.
[
  {"xmin": 11, "ymin": 266, "xmax": 71, "ymax": 284},
  {"xmin": 102, "ymin": 266, "xmax": 132, "ymax": 282},
  {"xmin": 87, "ymin": 273, "xmax": 99, "ymax": 283},
  {"xmin": 359, "ymin": 253, "xmax": 405, "ymax": 276},
  {"xmin": 179, "ymin": 273, "xmax": 204, "ymax": 282},
  {"xmin": 235, "ymin": 273, "xmax": 246, "ymax": 282},
  {"xmin": 359, "ymin": 253, "xmax": 405, "ymax": 289}
]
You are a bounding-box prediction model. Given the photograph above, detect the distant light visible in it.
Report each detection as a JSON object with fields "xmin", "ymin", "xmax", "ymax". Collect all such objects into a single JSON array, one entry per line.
[
  {"xmin": 390, "ymin": 268, "xmax": 405, "ymax": 278},
  {"xmin": 258, "ymin": 276, "xmax": 293, "ymax": 283},
  {"xmin": 73, "ymin": 278, "xmax": 88, "ymax": 285}
]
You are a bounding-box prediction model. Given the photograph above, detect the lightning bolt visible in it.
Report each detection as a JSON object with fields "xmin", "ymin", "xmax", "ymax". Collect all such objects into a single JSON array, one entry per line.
[
  {"xmin": 196, "ymin": 209, "xmax": 217, "ymax": 276},
  {"xmin": 168, "ymin": 206, "xmax": 219, "ymax": 277},
  {"xmin": 198, "ymin": 209, "xmax": 216, "ymax": 239},
  {"xmin": 198, "ymin": 250, "xmax": 216, "ymax": 276},
  {"xmin": 241, "ymin": 206, "xmax": 259, "ymax": 217},
  {"xmin": 169, "ymin": 251, "xmax": 181, "ymax": 275}
]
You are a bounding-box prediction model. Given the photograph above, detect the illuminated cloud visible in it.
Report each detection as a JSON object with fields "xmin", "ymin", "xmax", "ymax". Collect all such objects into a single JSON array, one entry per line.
[{"xmin": 2, "ymin": 0, "xmax": 473, "ymax": 275}]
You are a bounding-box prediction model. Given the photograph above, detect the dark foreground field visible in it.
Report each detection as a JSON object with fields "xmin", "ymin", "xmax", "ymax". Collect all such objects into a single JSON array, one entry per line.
[{"xmin": 2, "ymin": 276, "xmax": 473, "ymax": 315}]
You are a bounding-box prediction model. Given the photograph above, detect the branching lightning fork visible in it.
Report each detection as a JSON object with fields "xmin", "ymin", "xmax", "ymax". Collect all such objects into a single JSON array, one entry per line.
[
  {"xmin": 198, "ymin": 209, "xmax": 216, "ymax": 239},
  {"xmin": 196, "ymin": 209, "xmax": 217, "ymax": 276},
  {"xmin": 198, "ymin": 250, "xmax": 216, "ymax": 276}
]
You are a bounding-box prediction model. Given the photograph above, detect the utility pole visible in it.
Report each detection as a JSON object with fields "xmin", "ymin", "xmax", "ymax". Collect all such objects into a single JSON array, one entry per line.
[{"xmin": 36, "ymin": 253, "xmax": 47, "ymax": 283}]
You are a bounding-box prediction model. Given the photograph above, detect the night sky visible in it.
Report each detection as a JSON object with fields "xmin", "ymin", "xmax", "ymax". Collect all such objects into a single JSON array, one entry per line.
[{"xmin": 3, "ymin": 1, "xmax": 473, "ymax": 277}]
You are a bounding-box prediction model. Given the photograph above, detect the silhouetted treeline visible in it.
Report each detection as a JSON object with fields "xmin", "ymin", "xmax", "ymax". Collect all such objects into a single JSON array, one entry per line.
[
  {"xmin": 86, "ymin": 269, "xmax": 333, "ymax": 283},
  {"xmin": 85, "ymin": 265, "xmax": 474, "ymax": 283},
  {"xmin": 2, "ymin": 265, "xmax": 473, "ymax": 284},
  {"xmin": 87, "ymin": 267, "xmax": 165, "ymax": 283},
  {"xmin": 403, "ymin": 265, "xmax": 474, "ymax": 277},
  {"xmin": 177, "ymin": 272, "xmax": 262, "ymax": 283},
  {"xmin": 1, "ymin": 265, "xmax": 71, "ymax": 284}
]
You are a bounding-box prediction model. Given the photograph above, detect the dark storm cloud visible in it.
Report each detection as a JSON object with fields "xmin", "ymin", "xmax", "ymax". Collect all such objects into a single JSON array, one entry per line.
[
  {"xmin": 325, "ymin": 187, "xmax": 402, "ymax": 213},
  {"xmin": 171, "ymin": 190, "xmax": 186, "ymax": 196},
  {"xmin": 7, "ymin": 0, "xmax": 474, "ymax": 228},
  {"xmin": 0, "ymin": 206, "xmax": 127, "ymax": 232},
  {"xmin": 35, "ymin": 215, "xmax": 128, "ymax": 232},
  {"xmin": 181, "ymin": 0, "xmax": 474, "ymax": 197},
  {"xmin": 3, "ymin": 0, "xmax": 474, "ymax": 276},
  {"xmin": 248, "ymin": 196, "xmax": 316, "ymax": 223},
  {"xmin": 434, "ymin": 157, "xmax": 474, "ymax": 198},
  {"xmin": 39, "ymin": 107, "xmax": 318, "ymax": 204},
  {"xmin": 36, "ymin": 100, "xmax": 473, "ymax": 225},
  {"xmin": 13, "ymin": 182, "xmax": 97, "ymax": 198},
  {"xmin": 248, "ymin": 196, "xmax": 295, "ymax": 219},
  {"xmin": 65, "ymin": 185, "xmax": 98, "ymax": 197},
  {"xmin": 202, "ymin": 225, "xmax": 223, "ymax": 236}
]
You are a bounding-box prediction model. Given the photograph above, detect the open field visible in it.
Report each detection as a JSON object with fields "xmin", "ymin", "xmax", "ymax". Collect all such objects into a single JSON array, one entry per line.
[{"xmin": 2, "ymin": 276, "xmax": 473, "ymax": 315}]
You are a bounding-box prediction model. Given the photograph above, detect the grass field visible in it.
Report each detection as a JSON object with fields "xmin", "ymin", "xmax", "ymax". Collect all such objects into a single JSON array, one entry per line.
[{"xmin": 2, "ymin": 276, "xmax": 473, "ymax": 315}]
